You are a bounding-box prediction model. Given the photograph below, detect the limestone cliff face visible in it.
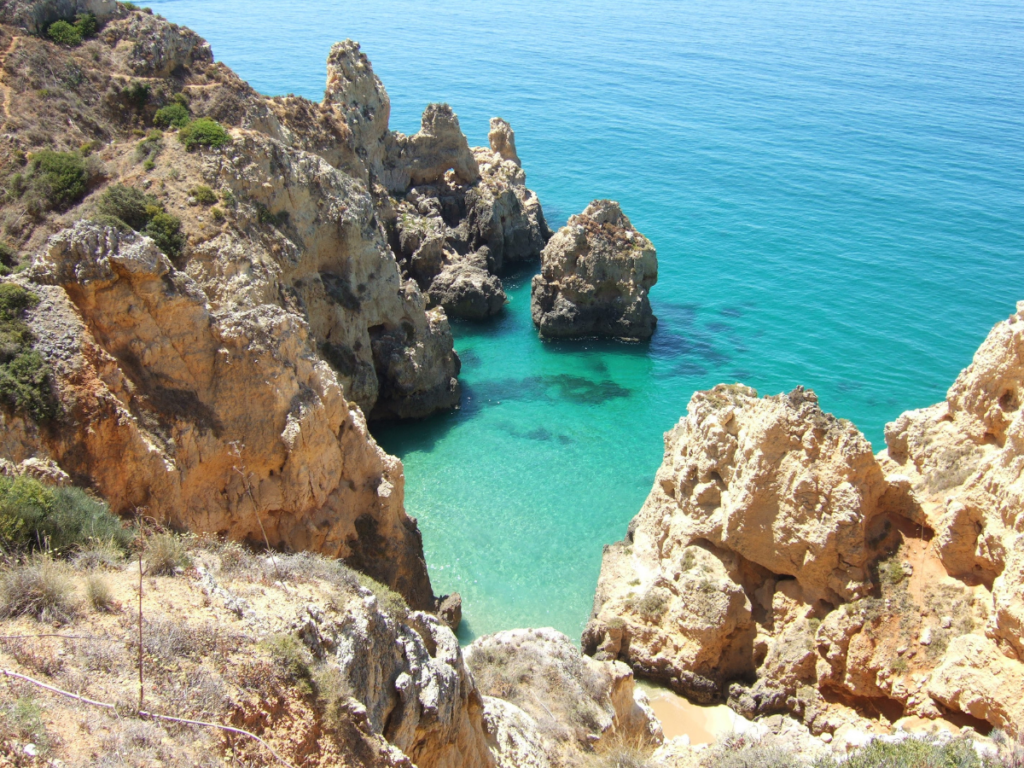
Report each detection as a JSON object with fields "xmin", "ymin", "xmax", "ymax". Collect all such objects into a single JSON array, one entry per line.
[
  {"xmin": 1, "ymin": 222, "xmax": 434, "ymax": 608},
  {"xmin": 0, "ymin": 7, "xmax": 551, "ymax": 604},
  {"xmin": 879, "ymin": 302, "xmax": 1024, "ymax": 733},
  {"xmin": 320, "ymin": 42, "xmax": 550, "ymax": 321},
  {"xmin": 584, "ymin": 385, "xmax": 896, "ymax": 708},
  {"xmin": 532, "ymin": 200, "xmax": 658, "ymax": 340},
  {"xmin": 586, "ymin": 306, "xmax": 1024, "ymax": 738}
]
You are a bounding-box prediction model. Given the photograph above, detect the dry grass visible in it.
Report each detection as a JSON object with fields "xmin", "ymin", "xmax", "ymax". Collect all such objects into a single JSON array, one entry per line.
[
  {"xmin": 0, "ymin": 555, "xmax": 78, "ymax": 623},
  {"xmin": 145, "ymin": 532, "xmax": 191, "ymax": 576},
  {"xmin": 85, "ymin": 573, "xmax": 116, "ymax": 611}
]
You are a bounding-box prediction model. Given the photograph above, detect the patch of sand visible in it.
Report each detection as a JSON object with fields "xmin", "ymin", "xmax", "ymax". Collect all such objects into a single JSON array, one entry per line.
[{"xmin": 637, "ymin": 682, "xmax": 738, "ymax": 744}]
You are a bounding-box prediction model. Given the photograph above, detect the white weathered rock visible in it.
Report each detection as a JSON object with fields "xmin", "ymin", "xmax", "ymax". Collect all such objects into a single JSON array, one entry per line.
[{"xmin": 466, "ymin": 628, "xmax": 662, "ymax": 761}]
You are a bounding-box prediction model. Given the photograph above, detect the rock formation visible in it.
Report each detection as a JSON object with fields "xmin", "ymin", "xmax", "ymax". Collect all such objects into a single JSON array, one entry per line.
[
  {"xmin": 0, "ymin": 222, "xmax": 433, "ymax": 608},
  {"xmin": 585, "ymin": 303, "xmax": 1024, "ymax": 740},
  {"xmin": 532, "ymin": 200, "xmax": 658, "ymax": 340},
  {"xmin": 320, "ymin": 42, "xmax": 550, "ymax": 321},
  {"xmin": 0, "ymin": 1, "xmax": 556, "ymax": 606},
  {"xmin": 386, "ymin": 109, "xmax": 551, "ymax": 319},
  {"xmin": 465, "ymin": 628, "xmax": 663, "ymax": 767}
]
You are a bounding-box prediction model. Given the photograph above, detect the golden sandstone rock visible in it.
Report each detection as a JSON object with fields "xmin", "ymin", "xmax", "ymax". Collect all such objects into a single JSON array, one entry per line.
[{"xmin": 586, "ymin": 305, "xmax": 1024, "ymax": 739}]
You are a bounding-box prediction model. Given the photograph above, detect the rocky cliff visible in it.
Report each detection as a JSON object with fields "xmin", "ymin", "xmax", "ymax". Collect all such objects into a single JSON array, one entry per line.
[
  {"xmin": 532, "ymin": 200, "xmax": 657, "ymax": 340},
  {"xmin": 584, "ymin": 305, "xmax": 1024, "ymax": 739},
  {"xmin": 0, "ymin": 4, "xmax": 549, "ymax": 604},
  {"xmin": 0, "ymin": 535, "xmax": 663, "ymax": 768}
]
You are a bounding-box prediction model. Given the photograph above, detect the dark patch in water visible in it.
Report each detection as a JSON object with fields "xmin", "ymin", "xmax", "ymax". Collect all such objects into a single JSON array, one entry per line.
[
  {"xmin": 837, "ymin": 381, "xmax": 863, "ymax": 393},
  {"xmin": 458, "ymin": 348, "xmax": 481, "ymax": 368},
  {"xmin": 582, "ymin": 356, "xmax": 610, "ymax": 376},
  {"xmin": 721, "ymin": 307, "xmax": 744, "ymax": 318},
  {"xmin": 731, "ymin": 371, "xmax": 753, "ymax": 382},
  {"xmin": 672, "ymin": 361, "xmax": 709, "ymax": 377},
  {"xmin": 656, "ymin": 302, "xmax": 699, "ymax": 326},
  {"xmin": 499, "ymin": 420, "xmax": 576, "ymax": 444},
  {"xmin": 705, "ymin": 322, "xmax": 732, "ymax": 335},
  {"xmin": 652, "ymin": 331, "xmax": 730, "ymax": 366},
  {"xmin": 371, "ymin": 406, "xmax": 462, "ymax": 455},
  {"xmin": 467, "ymin": 374, "xmax": 631, "ymax": 408}
]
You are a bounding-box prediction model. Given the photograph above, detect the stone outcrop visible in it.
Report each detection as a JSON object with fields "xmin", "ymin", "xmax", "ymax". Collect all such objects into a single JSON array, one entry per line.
[
  {"xmin": 0, "ymin": 0, "xmax": 119, "ymax": 33},
  {"xmin": 465, "ymin": 628, "xmax": 662, "ymax": 766},
  {"xmin": 0, "ymin": 7, "xmax": 555, "ymax": 605},
  {"xmin": 320, "ymin": 42, "xmax": 550, "ymax": 321},
  {"xmin": 532, "ymin": 200, "xmax": 658, "ymax": 340},
  {"xmin": 585, "ymin": 304, "xmax": 1024, "ymax": 739},
  {"xmin": 1, "ymin": 222, "xmax": 435, "ymax": 609}
]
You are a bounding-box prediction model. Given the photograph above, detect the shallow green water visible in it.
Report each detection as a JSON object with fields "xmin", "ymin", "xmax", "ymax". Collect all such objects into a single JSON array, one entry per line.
[{"xmin": 147, "ymin": 0, "xmax": 1024, "ymax": 642}]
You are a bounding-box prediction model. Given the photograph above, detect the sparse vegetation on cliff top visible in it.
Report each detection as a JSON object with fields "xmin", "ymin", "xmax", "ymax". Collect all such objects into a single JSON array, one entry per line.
[{"xmin": 0, "ymin": 284, "xmax": 58, "ymax": 421}]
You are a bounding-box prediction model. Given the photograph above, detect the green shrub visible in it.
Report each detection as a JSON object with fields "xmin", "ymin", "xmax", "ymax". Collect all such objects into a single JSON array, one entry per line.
[
  {"xmin": 0, "ymin": 695, "xmax": 49, "ymax": 749},
  {"xmin": 74, "ymin": 12, "xmax": 98, "ymax": 39},
  {"xmin": 0, "ymin": 555, "xmax": 78, "ymax": 623},
  {"xmin": 827, "ymin": 736, "xmax": 990, "ymax": 768},
  {"xmin": 25, "ymin": 150, "xmax": 88, "ymax": 211},
  {"xmin": 260, "ymin": 633, "xmax": 314, "ymax": 694},
  {"xmin": 210, "ymin": 206, "xmax": 225, "ymax": 221},
  {"xmin": 145, "ymin": 532, "xmax": 190, "ymax": 575},
  {"xmin": 153, "ymin": 102, "xmax": 190, "ymax": 129},
  {"xmin": 635, "ymin": 588, "xmax": 669, "ymax": 619},
  {"xmin": 0, "ymin": 282, "xmax": 35, "ymax": 318},
  {"xmin": 124, "ymin": 81, "xmax": 150, "ymax": 110},
  {"xmin": 0, "ymin": 350, "xmax": 56, "ymax": 421},
  {"xmin": 880, "ymin": 556, "xmax": 907, "ymax": 586},
  {"xmin": 178, "ymin": 118, "xmax": 230, "ymax": 151},
  {"xmin": 94, "ymin": 185, "xmax": 184, "ymax": 257},
  {"xmin": 0, "ymin": 244, "xmax": 14, "ymax": 276},
  {"xmin": 189, "ymin": 185, "xmax": 217, "ymax": 205},
  {"xmin": 0, "ymin": 284, "xmax": 58, "ymax": 421},
  {"xmin": 122, "ymin": 2, "xmax": 141, "ymax": 10},
  {"xmin": 135, "ymin": 130, "xmax": 164, "ymax": 165},
  {"xmin": 47, "ymin": 20, "xmax": 83, "ymax": 46},
  {"xmin": 145, "ymin": 211, "xmax": 185, "ymax": 258},
  {"xmin": 97, "ymin": 184, "xmax": 159, "ymax": 230},
  {"xmin": 355, "ymin": 572, "xmax": 408, "ymax": 619},
  {"xmin": 311, "ymin": 663, "xmax": 352, "ymax": 730},
  {"xmin": 0, "ymin": 475, "xmax": 133, "ymax": 556},
  {"xmin": 85, "ymin": 573, "xmax": 115, "ymax": 611}
]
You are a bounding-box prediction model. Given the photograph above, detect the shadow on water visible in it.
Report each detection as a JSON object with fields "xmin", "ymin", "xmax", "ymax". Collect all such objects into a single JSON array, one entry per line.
[
  {"xmin": 371, "ymin": 406, "xmax": 465, "ymax": 456},
  {"xmin": 497, "ymin": 420, "xmax": 576, "ymax": 445},
  {"xmin": 457, "ymin": 348, "xmax": 482, "ymax": 369},
  {"xmin": 462, "ymin": 374, "xmax": 632, "ymax": 416},
  {"xmin": 457, "ymin": 617, "xmax": 480, "ymax": 644}
]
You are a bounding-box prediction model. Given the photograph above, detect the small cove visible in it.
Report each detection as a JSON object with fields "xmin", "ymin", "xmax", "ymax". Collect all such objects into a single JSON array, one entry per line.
[{"xmin": 148, "ymin": 0, "xmax": 1024, "ymax": 643}]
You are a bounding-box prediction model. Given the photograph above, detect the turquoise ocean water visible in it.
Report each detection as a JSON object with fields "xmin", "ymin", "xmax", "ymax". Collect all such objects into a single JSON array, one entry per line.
[{"xmin": 149, "ymin": 0, "xmax": 1024, "ymax": 642}]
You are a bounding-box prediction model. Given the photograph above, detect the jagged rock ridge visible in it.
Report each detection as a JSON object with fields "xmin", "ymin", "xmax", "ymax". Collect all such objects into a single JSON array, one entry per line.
[{"xmin": 585, "ymin": 304, "xmax": 1024, "ymax": 740}]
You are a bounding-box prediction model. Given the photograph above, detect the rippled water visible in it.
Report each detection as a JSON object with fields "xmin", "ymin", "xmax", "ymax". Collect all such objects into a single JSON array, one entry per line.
[{"xmin": 149, "ymin": 0, "xmax": 1024, "ymax": 641}]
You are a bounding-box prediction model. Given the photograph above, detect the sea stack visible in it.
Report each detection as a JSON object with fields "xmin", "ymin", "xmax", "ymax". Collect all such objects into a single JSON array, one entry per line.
[{"xmin": 531, "ymin": 200, "xmax": 658, "ymax": 340}]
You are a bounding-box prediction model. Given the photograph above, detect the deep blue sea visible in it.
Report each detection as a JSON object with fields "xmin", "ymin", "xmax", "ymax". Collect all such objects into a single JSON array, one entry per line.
[{"xmin": 149, "ymin": 0, "xmax": 1024, "ymax": 642}]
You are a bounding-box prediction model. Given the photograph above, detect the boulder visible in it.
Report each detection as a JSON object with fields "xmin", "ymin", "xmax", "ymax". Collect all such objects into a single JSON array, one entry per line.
[
  {"xmin": 466, "ymin": 628, "xmax": 662, "ymax": 760},
  {"xmin": 531, "ymin": 200, "xmax": 657, "ymax": 340}
]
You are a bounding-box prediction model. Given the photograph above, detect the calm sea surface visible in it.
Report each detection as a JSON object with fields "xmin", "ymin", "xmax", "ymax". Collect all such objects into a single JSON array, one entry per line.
[{"xmin": 149, "ymin": 0, "xmax": 1024, "ymax": 642}]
